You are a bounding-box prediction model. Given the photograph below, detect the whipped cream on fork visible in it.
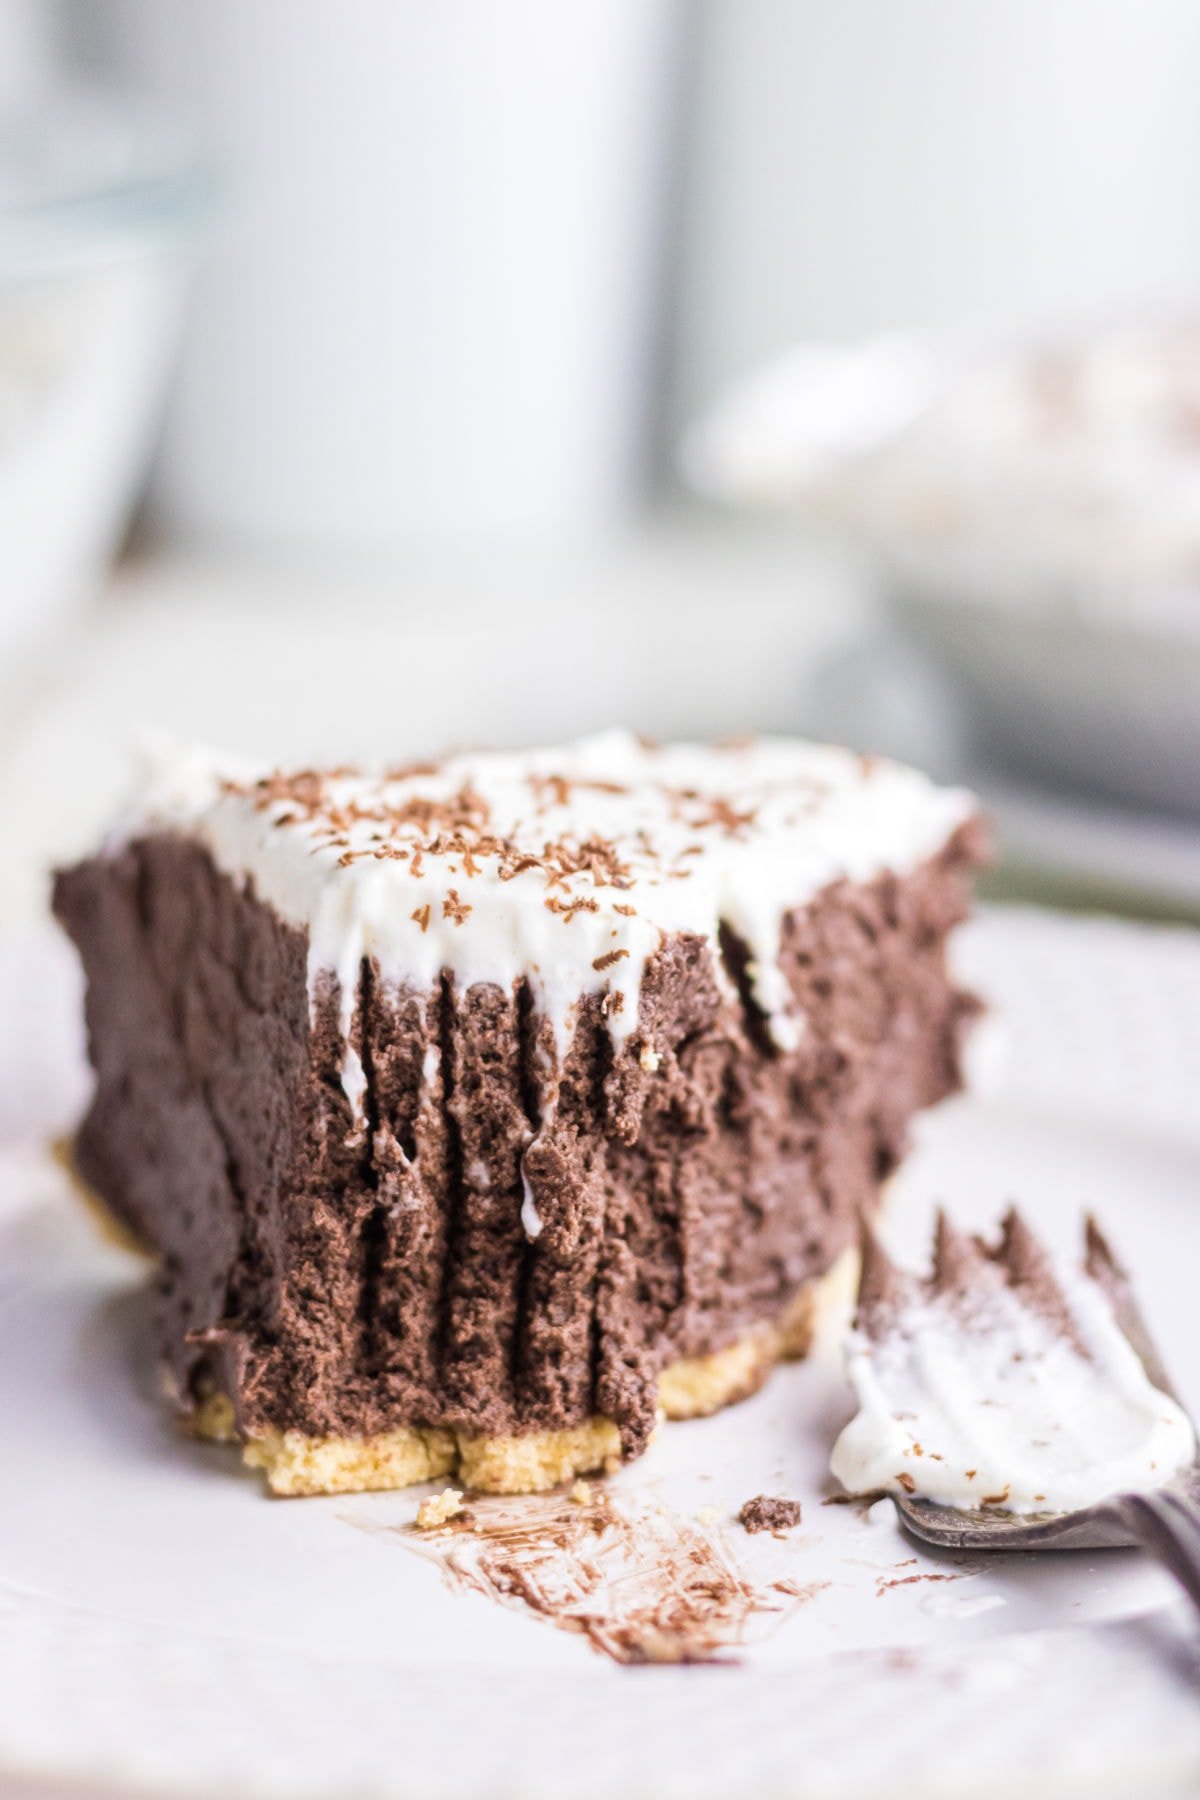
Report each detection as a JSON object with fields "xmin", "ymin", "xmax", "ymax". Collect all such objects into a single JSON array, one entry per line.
[{"xmin": 831, "ymin": 1211, "xmax": 1195, "ymax": 1515}]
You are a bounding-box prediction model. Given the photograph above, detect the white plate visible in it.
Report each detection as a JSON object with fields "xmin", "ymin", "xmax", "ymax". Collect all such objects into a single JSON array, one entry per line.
[{"xmin": 3, "ymin": 908, "xmax": 1200, "ymax": 1799}]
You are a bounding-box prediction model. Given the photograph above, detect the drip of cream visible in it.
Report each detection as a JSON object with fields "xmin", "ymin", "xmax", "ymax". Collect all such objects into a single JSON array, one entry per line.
[
  {"xmin": 831, "ymin": 1267, "xmax": 1195, "ymax": 1514},
  {"xmin": 519, "ymin": 1169, "xmax": 542, "ymax": 1241}
]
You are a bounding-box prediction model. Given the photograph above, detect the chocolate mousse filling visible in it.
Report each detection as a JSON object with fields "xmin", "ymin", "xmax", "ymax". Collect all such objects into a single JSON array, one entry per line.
[{"xmin": 55, "ymin": 818, "xmax": 984, "ymax": 1469}]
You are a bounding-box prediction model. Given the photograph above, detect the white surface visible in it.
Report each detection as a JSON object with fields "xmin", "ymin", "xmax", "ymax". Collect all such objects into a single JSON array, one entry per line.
[{"xmin": 3, "ymin": 906, "xmax": 1200, "ymax": 1796}]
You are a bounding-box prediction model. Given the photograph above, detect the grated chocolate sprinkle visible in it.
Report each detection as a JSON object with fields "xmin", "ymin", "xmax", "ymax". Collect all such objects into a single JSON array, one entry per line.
[{"xmin": 592, "ymin": 949, "xmax": 630, "ymax": 972}]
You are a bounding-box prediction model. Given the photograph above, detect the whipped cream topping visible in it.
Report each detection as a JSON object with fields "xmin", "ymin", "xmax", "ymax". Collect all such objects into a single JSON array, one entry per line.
[
  {"xmin": 831, "ymin": 1214, "xmax": 1194, "ymax": 1515},
  {"xmin": 122, "ymin": 729, "xmax": 973, "ymax": 1082}
]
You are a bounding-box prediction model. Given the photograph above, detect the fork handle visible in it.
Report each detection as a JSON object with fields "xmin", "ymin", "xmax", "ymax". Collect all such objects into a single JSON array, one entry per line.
[{"xmin": 1106, "ymin": 1490, "xmax": 1200, "ymax": 1617}]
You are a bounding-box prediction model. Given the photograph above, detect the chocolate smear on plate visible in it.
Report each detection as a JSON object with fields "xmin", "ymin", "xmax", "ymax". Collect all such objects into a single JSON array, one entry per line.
[{"xmin": 378, "ymin": 1489, "xmax": 827, "ymax": 1665}]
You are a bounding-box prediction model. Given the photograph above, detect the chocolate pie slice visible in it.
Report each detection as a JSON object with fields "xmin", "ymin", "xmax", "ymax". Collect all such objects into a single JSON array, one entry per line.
[{"xmin": 55, "ymin": 731, "xmax": 985, "ymax": 1494}]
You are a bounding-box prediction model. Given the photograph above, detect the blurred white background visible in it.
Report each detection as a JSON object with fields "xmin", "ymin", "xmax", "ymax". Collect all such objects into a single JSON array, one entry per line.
[
  {"xmin": 67, "ymin": 0, "xmax": 681, "ymax": 546},
  {"xmin": 674, "ymin": 0, "xmax": 1200, "ymax": 428}
]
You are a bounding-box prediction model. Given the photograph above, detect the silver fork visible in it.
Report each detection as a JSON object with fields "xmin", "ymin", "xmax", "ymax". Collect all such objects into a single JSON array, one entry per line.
[
  {"xmin": 891, "ymin": 1272, "xmax": 1200, "ymax": 1613},
  {"xmin": 896, "ymin": 1468, "xmax": 1200, "ymax": 1614}
]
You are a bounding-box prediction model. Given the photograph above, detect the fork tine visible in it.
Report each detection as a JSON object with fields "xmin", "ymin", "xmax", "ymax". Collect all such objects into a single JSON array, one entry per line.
[
  {"xmin": 931, "ymin": 1210, "xmax": 994, "ymax": 1297},
  {"xmin": 855, "ymin": 1218, "xmax": 907, "ymax": 1330},
  {"xmin": 1113, "ymin": 1489, "xmax": 1200, "ymax": 1616},
  {"xmin": 1083, "ymin": 1214, "xmax": 1125, "ymax": 1285}
]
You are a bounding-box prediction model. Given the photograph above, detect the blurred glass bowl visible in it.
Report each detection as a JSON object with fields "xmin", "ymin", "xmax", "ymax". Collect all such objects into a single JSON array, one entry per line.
[
  {"xmin": 0, "ymin": 88, "xmax": 211, "ymax": 669},
  {"xmin": 687, "ymin": 325, "xmax": 1200, "ymax": 820}
]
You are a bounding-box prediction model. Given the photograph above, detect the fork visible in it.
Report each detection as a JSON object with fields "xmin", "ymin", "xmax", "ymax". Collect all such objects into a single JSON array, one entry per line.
[{"xmin": 895, "ymin": 1468, "xmax": 1200, "ymax": 1619}]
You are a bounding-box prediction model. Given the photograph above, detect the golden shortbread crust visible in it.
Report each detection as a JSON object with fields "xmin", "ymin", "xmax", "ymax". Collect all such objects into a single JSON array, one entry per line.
[{"xmin": 188, "ymin": 1248, "xmax": 859, "ymax": 1498}]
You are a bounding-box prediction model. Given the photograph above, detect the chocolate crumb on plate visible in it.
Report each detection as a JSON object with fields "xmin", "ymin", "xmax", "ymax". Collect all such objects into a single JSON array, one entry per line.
[{"xmin": 739, "ymin": 1495, "xmax": 802, "ymax": 1533}]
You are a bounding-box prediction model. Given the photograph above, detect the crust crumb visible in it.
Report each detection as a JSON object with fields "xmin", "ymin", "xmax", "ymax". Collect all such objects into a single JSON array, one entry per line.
[
  {"xmin": 569, "ymin": 1479, "xmax": 593, "ymax": 1504},
  {"xmin": 416, "ymin": 1487, "xmax": 465, "ymax": 1529}
]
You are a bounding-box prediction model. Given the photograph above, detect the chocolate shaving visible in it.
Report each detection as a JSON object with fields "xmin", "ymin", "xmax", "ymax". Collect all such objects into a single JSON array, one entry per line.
[
  {"xmin": 876, "ymin": 1571, "xmax": 964, "ymax": 1596},
  {"xmin": 592, "ymin": 949, "xmax": 630, "ymax": 972},
  {"xmin": 498, "ymin": 854, "xmax": 540, "ymax": 882},
  {"xmin": 530, "ymin": 773, "xmax": 573, "ymax": 808},
  {"xmin": 545, "ymin": 896, "xmax": 601, "ymax": 920}
]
